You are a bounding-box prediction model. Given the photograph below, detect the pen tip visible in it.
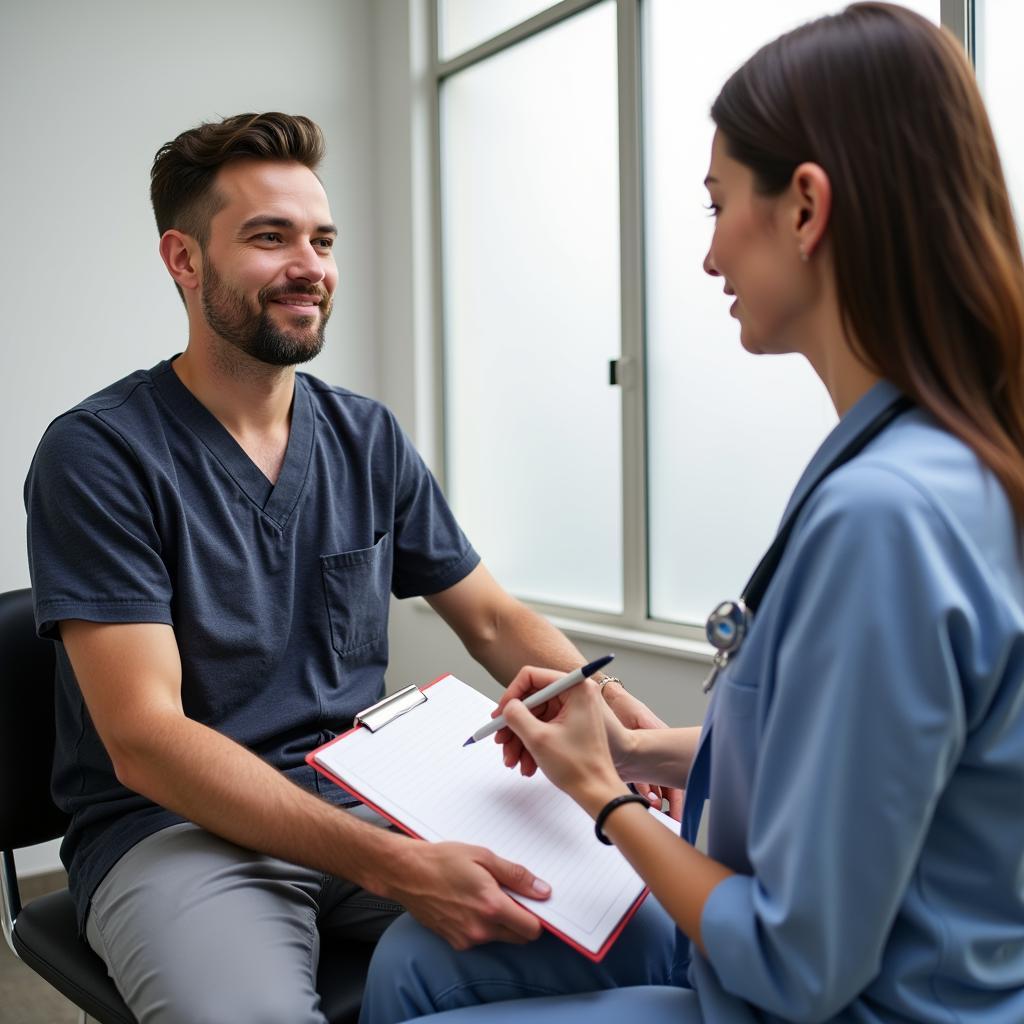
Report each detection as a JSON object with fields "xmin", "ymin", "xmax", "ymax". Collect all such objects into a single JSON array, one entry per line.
[
  {"xmin": 462, "ymin": 738, "xmax": 474, "ymax": 747},
  {"xmin": 584, "ymin": 653, "xmax": 615, "ymax": 675}
]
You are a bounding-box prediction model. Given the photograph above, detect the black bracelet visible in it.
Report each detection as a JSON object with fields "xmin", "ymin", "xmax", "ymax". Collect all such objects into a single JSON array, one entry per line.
[{"xmin": 594, "ymin": 793, "xmax": 650, "ymax": 845}]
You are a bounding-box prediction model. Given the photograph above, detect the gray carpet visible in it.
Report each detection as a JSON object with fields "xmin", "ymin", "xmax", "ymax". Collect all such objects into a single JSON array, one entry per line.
[{"xmin": 1, "ymin": 871, "xmax": 80, "ymax": 1023}]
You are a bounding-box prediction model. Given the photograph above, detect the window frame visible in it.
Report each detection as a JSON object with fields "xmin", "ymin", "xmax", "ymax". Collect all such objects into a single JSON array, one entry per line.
[{"xmin": 427, "ymin": 0, "xmax": 975, "ymax": 647}]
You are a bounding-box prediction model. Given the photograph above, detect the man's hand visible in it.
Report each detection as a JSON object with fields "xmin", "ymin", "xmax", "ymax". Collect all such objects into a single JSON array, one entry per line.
[
  {"xmin": 601, "ymin": 685, "xmax": 684, "ymax": 820},
  {"xmin": 383, "ymin": 840, "xmax": 551, "ymax": 950}
]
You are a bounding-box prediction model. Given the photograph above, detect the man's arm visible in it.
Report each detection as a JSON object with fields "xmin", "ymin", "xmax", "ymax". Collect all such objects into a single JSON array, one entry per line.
[
  {"xmin": 425, "ymin": 564, "xmax": 684, "ymax": 817},
  {"xmin": 60, "ymin": 619, "xmax": 551, "ymax": 949},
  {"xmin": 424, "ymin": 564, "xmax": 592, "ymax": 685}
]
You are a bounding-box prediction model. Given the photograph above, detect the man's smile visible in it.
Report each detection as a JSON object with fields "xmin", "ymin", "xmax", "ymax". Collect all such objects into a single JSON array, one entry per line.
[{"xmin": 268, "ymin": 293, "xmax": 324, "ymax": 315}]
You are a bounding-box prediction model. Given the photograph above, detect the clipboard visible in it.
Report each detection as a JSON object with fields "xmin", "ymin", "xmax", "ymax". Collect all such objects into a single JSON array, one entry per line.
[{"xmin": 306, "ymin": 673, "xmax": 664, "ymax": 960}]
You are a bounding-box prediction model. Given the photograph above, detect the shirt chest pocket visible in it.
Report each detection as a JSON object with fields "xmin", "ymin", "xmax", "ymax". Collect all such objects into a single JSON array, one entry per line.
[{"xmin": 320, "ymin": 533, "xmax": 392, "ymax": 657}]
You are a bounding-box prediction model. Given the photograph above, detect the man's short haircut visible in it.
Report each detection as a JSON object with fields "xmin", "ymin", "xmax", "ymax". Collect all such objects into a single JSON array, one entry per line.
[{"xmin": 150, "ymin": 112, "xmax": 325, "ymax": 249}]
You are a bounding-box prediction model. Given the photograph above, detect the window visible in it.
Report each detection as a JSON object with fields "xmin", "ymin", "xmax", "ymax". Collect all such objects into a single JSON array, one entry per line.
[
  {"xmin": 434, "ymin": 0, "xmax": 958, "ymax": 640},
  {"xmin": 976, "ymin": 1, "xmax": 1024, "ymax": 234},
  {"xmin": 441, "ymin": 3, "xmax": 623, "ymax": 612},
  {"xmin": 441, "ymin": 0, "xmax": 557, "ymax": 57}
]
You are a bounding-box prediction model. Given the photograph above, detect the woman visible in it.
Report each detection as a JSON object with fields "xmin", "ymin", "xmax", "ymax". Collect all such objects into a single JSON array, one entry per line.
[{"xmin": 360, "ymin": 5, "xmax": 1024, "ymax": 1022}]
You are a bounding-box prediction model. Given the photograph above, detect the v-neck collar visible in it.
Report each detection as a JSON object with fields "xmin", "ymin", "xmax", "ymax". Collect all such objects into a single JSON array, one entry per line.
[{"xmin": 151, "ymin": 357, "xmax": 315, "ymax": 528}]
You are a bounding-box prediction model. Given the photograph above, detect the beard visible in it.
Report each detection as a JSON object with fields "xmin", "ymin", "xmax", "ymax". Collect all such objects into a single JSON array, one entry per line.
[{"xmin": 200, "ymin": 259, "xmax": 332, "ymax": 367}]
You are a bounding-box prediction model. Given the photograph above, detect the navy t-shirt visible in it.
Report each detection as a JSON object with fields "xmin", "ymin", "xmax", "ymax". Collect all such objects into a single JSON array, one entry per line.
[{"xmin": 24, "ymin": 358, "xmax": 479, "ymax": 929}]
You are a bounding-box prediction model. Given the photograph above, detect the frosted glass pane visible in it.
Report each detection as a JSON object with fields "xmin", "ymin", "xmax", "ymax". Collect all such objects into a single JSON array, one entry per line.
[
  {"xmin": 645, "ymin": 0, "xmax": 940, "ymax": 626},
  {"xmin": 976, "ymin": 2, "xmax": 1024, "ymax": 237},
  {"xmin": 441, "ymin": 0, "xmax": 557, "ymax": 59},
  {"xmin": 443, "ymin": 2, "xmax": 622, "ymax": 612}
]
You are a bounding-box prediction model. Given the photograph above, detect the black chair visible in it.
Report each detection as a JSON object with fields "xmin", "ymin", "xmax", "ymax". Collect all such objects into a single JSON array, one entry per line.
[{"xmin": 0, "ymin": 588, "xmax": 375, "ymax": 1023}]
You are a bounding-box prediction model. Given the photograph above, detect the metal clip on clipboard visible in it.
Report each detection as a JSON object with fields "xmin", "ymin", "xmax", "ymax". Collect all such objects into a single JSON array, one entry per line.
[{"xmin": 354, "ymin": 684, "xmax": 428, "ymax": 733}]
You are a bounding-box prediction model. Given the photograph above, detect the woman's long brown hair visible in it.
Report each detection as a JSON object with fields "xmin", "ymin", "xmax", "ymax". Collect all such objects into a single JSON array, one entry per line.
[{"xmin": 712, "ymin": 2, "xmax": 1024, "ymax": 525}]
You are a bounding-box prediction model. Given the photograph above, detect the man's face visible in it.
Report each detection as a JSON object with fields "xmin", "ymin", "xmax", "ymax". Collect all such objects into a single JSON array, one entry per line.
[{"xmin": 198, "ymin": 159, "xmax": 338, "ymax": 366}]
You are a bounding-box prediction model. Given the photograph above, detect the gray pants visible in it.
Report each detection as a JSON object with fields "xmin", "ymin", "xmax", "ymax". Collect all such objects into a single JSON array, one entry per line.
[{"xmin": 85, "ymin": 814, "xmax": 403, "ymax": 1024}]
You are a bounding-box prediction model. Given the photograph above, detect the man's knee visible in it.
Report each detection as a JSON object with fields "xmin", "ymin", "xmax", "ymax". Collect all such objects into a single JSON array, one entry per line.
[{"xmin": 158, "ymin": 985, "xmax": 325, "ymax": 1024}]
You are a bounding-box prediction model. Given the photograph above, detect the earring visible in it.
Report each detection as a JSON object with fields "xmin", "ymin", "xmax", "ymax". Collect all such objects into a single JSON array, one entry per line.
[{"xmin": 799, "ymin": 246, "xmax": 809, "ymax": 262}]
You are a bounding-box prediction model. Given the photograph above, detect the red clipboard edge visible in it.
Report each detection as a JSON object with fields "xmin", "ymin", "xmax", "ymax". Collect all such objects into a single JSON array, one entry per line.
[
  {"xmin": 305, "ymin": 672, "xmax": 649, "ymax": 962},
  {"xmin": 303, "ymin": 672, "xmax": 459, "ymax": 833}
]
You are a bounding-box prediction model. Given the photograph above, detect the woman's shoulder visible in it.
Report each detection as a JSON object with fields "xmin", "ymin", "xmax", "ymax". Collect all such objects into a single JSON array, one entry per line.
[
  {"xmin": 819, "ymin": 409, "xmax": 1003, "ymax": 522},
  {"xmin": 805, "ymin": 411, "xmax": 1022, "ymax": 598}
]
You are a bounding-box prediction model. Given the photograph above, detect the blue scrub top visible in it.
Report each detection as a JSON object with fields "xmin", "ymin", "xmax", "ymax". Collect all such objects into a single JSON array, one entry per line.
[
  {"xmin": 678, "ymin": 381, "xmax": 1024, "ymax": 1022},
  {"xmin": 25, "ymin": 358, "xmax": 479, "ymax": 931}
]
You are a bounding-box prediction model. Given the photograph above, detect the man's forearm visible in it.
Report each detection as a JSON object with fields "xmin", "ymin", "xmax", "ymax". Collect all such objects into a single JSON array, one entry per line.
[
  {"xmin": 464, "ymin": 598, "xmax": 588, "ymax": 685},
  {"xmin": 114, "ymin": 708, "xmax": 553, "ymax": 947},
  {"xmin": 427, "ymin": 565, "xmax": 592, "ymax": 686},
  {"xmin": 114, "ymin": 707, "xmax": 407, "ymax": 894}
]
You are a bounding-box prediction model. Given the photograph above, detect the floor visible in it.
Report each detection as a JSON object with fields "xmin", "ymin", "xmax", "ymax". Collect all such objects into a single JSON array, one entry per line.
[{"xmin": 1, "ymin": 871, "xmax": 81, "ymax": 1024}]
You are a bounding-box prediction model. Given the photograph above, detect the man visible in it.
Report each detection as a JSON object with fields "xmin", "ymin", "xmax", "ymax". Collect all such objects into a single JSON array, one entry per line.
[{"xmin": 24, "ymin": 112, "xmax": 675, "ymax": 1023}]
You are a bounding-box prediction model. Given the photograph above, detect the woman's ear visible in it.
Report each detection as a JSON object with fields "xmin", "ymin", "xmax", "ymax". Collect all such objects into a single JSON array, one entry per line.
[
  {"xmin": 159, "ymin": 230, "xmax": 202, "ymax": 293},
  {"xmin": 790, "ymin": 162, "xmax": 832, "ymax": 260}
]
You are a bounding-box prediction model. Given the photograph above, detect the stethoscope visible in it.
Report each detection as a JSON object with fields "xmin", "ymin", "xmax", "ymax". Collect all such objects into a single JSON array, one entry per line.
[{"xmin": 702, "ymin": 394, "xmax": 914, "ymax": 693}]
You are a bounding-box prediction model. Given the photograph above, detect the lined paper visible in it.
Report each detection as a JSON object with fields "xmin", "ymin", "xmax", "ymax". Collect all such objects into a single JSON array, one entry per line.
[{"xmin": 312, "ymin": 674, "xmax": 674, "ymax": 956}]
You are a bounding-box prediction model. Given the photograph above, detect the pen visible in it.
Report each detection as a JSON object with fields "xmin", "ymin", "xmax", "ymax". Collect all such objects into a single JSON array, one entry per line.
[{"xmin": 462, "ymin": 654, "xmax": 615, "ymax": 747}]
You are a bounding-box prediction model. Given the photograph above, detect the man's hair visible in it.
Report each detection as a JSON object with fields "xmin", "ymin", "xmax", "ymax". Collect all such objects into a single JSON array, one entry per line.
[{"xmin": 150, "ymin": 112, "xmax": 325, "ymax": 249}]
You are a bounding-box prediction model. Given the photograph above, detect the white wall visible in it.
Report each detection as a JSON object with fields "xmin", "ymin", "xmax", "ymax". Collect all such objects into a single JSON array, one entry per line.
[
  {"xmin": 2, "ymin": 0, "xmax": 380, "ymax": 875},
  {"xmin": 0, "ymin": 0, "xmax": 380, "ymax": 593}
]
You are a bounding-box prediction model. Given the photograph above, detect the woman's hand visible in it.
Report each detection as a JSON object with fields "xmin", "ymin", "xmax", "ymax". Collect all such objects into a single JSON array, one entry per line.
[
  {"xmin": 500, "ymin": 677, "xmax": 625, "ymax": 808},
  {"xmin": 495, "ymin": 666, "xmax": 682, "ymax": 818},
  {"xmin": 494, "ymin": 666, "xmax": 633, "ymax": 779},
  {"xmin": 599, "ymin": 685, "xmax": 684, "ymax": 820}
]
